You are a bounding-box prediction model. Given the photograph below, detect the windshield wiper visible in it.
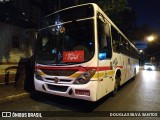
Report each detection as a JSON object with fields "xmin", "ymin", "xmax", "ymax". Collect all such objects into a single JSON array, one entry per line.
[{"xmin": 39, "ymin": 21, "xmax": 72, "ymax": 31}]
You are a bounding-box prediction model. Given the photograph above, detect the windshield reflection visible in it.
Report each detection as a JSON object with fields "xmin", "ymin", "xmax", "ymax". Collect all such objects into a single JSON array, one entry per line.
[{"xmin": 36, "ymin": 19, "xmax": 95, "ymax": 65}]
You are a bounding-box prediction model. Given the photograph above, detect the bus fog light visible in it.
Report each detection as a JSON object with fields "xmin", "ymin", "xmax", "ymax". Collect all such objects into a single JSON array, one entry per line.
[
  {"xmin": 73, "ymin": 69, "xmax": 95, "ymax": 84},
  {"xmin": 68, "ymin": 89, "xmax": 73, "ymax": 95},
  {"xmin": 42, "ymin": 84, "xmax": 46, "ymax": 91}
]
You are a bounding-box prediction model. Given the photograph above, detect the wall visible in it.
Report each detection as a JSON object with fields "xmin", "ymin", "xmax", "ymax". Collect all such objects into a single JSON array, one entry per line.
[{"xmin": 0, "ymin": 22, "xmax": 36, "ymax": 84}]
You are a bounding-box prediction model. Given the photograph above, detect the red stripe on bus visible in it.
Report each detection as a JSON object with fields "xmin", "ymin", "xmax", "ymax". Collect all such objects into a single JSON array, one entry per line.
[
  {"xmin": 116, "ymin": 66, "xmax": 124, "ymax": 69},
  {"xmin": 35, "ymin": 66, "xmax": 124, "ymax": 71}
]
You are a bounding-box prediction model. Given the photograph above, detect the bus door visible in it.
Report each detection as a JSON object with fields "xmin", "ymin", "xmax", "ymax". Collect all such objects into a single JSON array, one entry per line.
[{"xmin": 96, "ymin": 14, "xmax": 113, "ymax": 99}]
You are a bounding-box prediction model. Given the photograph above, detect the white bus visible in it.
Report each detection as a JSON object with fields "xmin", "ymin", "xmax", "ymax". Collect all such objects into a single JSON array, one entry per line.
[{"xmin": 34, "ymin": 3, "xmax": 139, "ymax": 101}]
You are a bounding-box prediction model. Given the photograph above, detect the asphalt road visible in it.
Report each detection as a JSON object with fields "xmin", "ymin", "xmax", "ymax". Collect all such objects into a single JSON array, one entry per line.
[{"xmin": 0, "ymin": 69, "xmax": 160, "ymax": 120}]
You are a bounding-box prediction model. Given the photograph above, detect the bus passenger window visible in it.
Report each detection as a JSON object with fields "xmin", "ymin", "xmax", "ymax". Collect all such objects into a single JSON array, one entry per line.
[
  {"xmin": 97, "ymin": 18, "xmax": 112, "ymax": 60},
  {"xmin": 111, "ymin": 26, "xmax": 120, "ymax": 53}
]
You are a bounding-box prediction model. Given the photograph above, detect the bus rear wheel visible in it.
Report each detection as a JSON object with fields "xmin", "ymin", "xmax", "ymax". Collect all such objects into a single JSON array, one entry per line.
[{"xmin": 132, "ymin": 69, "xmax": 137, "ymax": 80}]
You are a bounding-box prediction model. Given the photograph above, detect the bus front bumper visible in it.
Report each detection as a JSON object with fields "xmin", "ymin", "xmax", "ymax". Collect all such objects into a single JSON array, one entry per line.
[{"xmin": 34, "ymin": 78, "xmax": 97, "ymax": 101}]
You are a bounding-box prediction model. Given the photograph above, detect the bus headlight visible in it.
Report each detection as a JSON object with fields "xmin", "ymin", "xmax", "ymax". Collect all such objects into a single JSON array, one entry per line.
[
  {"xmin": 73, "ymin": 69, "xmax": 95, "ymax": 84},
  {"xmin": 35, "ymin": 71, "xmax": 43, "ymax": 81}
]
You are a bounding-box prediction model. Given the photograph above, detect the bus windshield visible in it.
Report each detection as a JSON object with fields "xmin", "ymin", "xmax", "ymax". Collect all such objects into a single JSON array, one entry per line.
[
  {"xmin": 36, "ymin": 19, "xmax": 95, "ymax": 65},
  {"xmin": 40, "ymin": 4, "xmax": 94, "ymax": 29}
]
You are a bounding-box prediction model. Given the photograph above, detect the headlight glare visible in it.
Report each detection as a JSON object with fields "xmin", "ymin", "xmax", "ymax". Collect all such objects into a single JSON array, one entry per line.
[{"xmin": 152, "ymin": 66, "xmax": 155, "ymax": 70}]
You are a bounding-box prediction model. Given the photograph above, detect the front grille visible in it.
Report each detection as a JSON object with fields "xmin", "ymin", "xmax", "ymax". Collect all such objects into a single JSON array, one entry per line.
[
  {"xmin": 46, "ymin": 78, "xmax": 72, "ymax": 83},
  {"xmin": 47, "ymin": 84, "xmax": 68, "ymax": 92},
  {"xmin": 41, "ymin": 69, "xmax": 77, "ymax": 76}
]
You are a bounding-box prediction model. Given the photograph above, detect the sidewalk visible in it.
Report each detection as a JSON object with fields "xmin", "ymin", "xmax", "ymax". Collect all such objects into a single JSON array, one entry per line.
[{"xmin": 0, "ymin": 83, "xmax": 29, "ymax": 104}]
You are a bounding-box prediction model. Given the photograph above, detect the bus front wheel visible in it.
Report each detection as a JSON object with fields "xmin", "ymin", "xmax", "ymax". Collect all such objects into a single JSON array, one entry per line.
[{"xmin": 111, "ymin": 75, "xmax": 120, "ymax": 97}]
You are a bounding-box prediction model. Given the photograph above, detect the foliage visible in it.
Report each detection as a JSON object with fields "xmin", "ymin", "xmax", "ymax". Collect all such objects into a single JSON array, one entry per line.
[
  {"xmin": 98, "ymin": 0, "xmax": 128, "ymax": 14},
  {"xmin": 97, "ymin": 0, "xmax": 137, "ymax": 40},
  {"xmin": 135, "ymin": 25, "xmax": 159, "ymax": 41}
]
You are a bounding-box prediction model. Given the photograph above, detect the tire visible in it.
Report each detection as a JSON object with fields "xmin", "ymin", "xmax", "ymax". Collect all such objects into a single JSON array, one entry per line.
[
  {"xmin": 111, "ymin": 76, "xmax": 120, "ymax": 97},
  {"xmin": 132, "ymin": 69, "xmax": 137, "ymax": 80}
]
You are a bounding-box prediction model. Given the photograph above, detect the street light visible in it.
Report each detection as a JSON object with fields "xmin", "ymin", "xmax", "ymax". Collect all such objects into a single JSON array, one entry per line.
[
  {"xmin": 147, "ymin": 35, "xmax": 154, "ymax": 42},
  {"xmin": 139, "ymin": 50, "xmax": 143, "ymax": 53},
  {"xmin": 145, "ymin": 34, "xmax": 158, "ymax": 65}
]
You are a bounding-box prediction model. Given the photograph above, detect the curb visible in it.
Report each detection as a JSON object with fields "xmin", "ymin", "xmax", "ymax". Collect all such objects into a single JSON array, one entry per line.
[{"xmin": 0, "ymin": 92, "xmax": 30, "ymax": 104}]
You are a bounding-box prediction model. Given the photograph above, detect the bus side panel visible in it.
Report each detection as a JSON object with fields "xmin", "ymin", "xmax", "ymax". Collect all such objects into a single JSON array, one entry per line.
[
  {"xmin": 120, "ymin": 54, "xmax": 128, "ymax": 85},
  {"xmin": 120, "ymin": 55, "xmax": 139, "ymax": 85},
  {"xmin": 96, "ymin": 60, "xmax": 115, "ymax": 100}
]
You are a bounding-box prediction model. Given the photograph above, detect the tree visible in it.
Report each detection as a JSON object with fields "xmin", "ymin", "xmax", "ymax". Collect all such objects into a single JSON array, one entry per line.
[
  {"xmin": 98, "ymin": 0, "xmax": 128, "ymax": 14},
  {"xmin": 46, "ymin": 0, "xmax": 137, "ymax": 40},
  {"xmin": 97, "ymin": 0, "xmax": 137, "ymax": 40},
  {"xmin": 135, "ymin": 25, "xmax": 159, "ymax": 41}
]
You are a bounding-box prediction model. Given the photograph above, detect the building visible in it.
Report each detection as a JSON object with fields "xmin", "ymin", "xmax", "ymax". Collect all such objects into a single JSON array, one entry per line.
[
  {"xmin": 0, "ymin": 0, "xmax": 99, "ymax": 84},
  {"xmin": 0, "ymin": 0, "xmax": 41, "ymax": 84}
]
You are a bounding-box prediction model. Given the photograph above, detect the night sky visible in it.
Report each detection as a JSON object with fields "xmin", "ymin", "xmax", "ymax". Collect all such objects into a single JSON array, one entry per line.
[{"xmin": 128, "ymin": 0, "xmax": 160, "ymax": 32}]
